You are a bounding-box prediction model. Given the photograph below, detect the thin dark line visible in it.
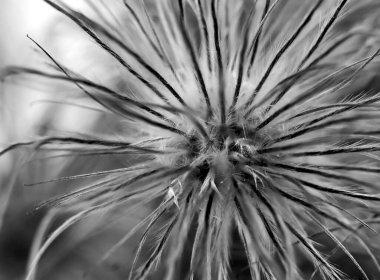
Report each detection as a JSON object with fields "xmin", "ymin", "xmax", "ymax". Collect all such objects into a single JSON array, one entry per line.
[
  {"xmin": 223, "ymin": 1, "xmax": 231, "ymax": 66},
  {"xmin": 139, "ymin": 0, "xmax": 185, "ymax": 90},
  {"xmin": 244, "ymin": 0, "xmax": 282, "ymax": 106},
  {"xmin": 306, "ymin": 32, "xmax": 357, "ymax": 68},
  {"xmin": 211, "ymin": 0, "xmax": 225, "ymax": 124},
  {"xmin": 8, "ymin": 66, "xmax": 175, "ymax": 125},
  {"xmin": 123, "ymin": 0, "xmax": 164, "ymax": 59},
  {"xmin": 253, "ymin": 0, "xmax": 323, "ymax": 95},
  {"xmin": 143, "ymin": 102, "xmax": 210, "ymax": 140},
  {"xmin": 256, "ymin": 207, "xmax": 287, "ymax": 261},
  {"xmin": 286, "ymin": 173, "xmax": 380, "ymax": 201},
  {"xmin": 256, "ymin": 1, "xmax": 351, "ymax": 118},
  {"xmin": 196, "ymin": 0, "xmax": 212, "ymax": 72},
  {"xmin": 269, "ymin": 162, "xmax": 376, "ymax": 189},
  {"xmin": 0, "ymin": 141, "xmax": 34, "ymax": 157},
  {"xmin": 247, "ymin": 0, "xmax": 270, "ymax": 72},
  {"xmin": 286, "ymin": 222, "xmax": 339, "ymax": 277},
  {"xmin": 178, "ymin": 0, "xmax": 212, "ymax": 117},
  {"xmin": 27, "ymin": 35, "xmax": 188, "ymax": 137},
  {"xmin": 26, "ymin": 35, "xmax": 138, "ymax": 120},
  {"xmin": 255, "ymin": 52, "xmax": 380, "ymax": 131},
  {"xmin": 76, "ymin": 9, "xmax": 186, "ymax": 106},
  {"xmin": 289, "ymin": 102, "xmax": 380, "ymax": 120},
  {"xmin": 230, "ymin": 7, "xmax": 254, "ymax": 113},
  {"xmin": 298, "ymin": 0, "xmax": 349, "ymax": 69},
  {"xmin": 44, "ymin": 0, "xmax": 183, "ymax": 106},
  {"xmin": 243, "ymin": 64, "xmax": 332, "ymax": 117},
  {"xmin": 138, "ymin": 216, "xmax": 177, "ymax": 279},
  {"xmin": 270, "ymin": 114, "xmax": 380, "ymax": 145},
  {"xmin": 296, "ymin": 48, "xmax": 380, "ymax": 130},
  {"xmin": 288, "ymin": 146, "xmax": 380, "ymax": 157}
]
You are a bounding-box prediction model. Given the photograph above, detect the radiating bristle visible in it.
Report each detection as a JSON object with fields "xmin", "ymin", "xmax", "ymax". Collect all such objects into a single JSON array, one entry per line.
[{"xmin": 2, "ymin": 0, "xmax": 380, "ymax": 279}]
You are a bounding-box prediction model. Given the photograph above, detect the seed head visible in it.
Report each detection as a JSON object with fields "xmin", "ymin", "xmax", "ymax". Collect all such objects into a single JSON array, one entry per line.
[{"xmin": 3, "ymin": 0, "xmax": 380, "ymax": 279}]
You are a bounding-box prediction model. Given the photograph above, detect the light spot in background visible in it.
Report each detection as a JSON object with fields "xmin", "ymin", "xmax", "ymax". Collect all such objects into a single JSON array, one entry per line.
[
  {"xmin": 0, "ymin": 0, "xmax": 88, "ymax": 65},
  {"xmin": 0, "ymin": 0, "xmax": 52, "ymax": 65},
  {"xmin": 0, "ymin": 0, "xmax": 94, "ymax": 174}
]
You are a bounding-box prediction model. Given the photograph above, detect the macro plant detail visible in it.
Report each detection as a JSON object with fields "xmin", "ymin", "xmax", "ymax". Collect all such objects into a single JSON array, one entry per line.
[{"xmin": 3, "ymin": 0, "xmax": 380, "ymax": 279}]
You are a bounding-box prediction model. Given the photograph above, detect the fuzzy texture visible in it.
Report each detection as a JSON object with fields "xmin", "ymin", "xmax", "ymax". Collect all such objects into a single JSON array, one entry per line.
[{"xmin": 3, "ymin": 0, "xmax": 380, "ymax": 279}]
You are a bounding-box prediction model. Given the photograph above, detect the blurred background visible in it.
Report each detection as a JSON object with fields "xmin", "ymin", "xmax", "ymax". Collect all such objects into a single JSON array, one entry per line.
[
  {"xmin": 0, "ymin": 2, "xmax": 137, "ymax": 279},
  {"xmin": 1, "ymin": 1, "xmax": 158, "ymax": 279},
  {"xmin": 0, "ymin": 1, "xmax": 54, "ymax": 279}
]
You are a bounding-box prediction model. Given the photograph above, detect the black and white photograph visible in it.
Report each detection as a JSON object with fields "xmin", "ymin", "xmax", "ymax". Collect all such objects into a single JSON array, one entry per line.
[{"xmin": 1, "ymin": 0, "xmax": 380, "ymax": 279}]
